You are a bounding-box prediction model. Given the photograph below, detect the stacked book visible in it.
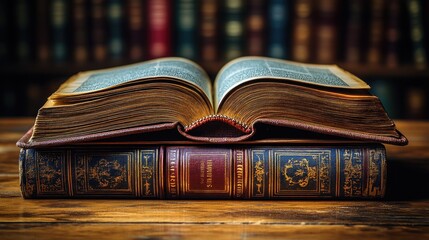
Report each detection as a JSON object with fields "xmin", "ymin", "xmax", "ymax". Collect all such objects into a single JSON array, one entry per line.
[{"xmin": 17, "ymin": 57, "xmax": 407, "ymax": 199}]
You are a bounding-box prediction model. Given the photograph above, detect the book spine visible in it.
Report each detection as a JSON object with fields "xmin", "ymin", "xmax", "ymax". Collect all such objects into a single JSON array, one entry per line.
[
  {"xmin": 175, "ymin": 0, "xmax": 198, "ymax": 60},
  {"xmin": 344, "ymin": 0, "xmax": 363, "ymax": 64},
  {"xmin": 407, "ymin": 0, "xmax": 427, "ymax": 68},
  {"xmin": 90, "ymin": 0, "xmax": 107, "ymax": 62},
  {"xmin": 147, "ymin": 0, "xmax": 171, "ymax": 59},
  {"xmin": 36, "ymin": 0, "xmax": 50, "ymax": 62},
  {"xmin": 20, "ymin": 145, "xmax": 386, "ymax": 199},
  {"xmin": 366, "ymin": 0, "xmax": 385, "ymax": 65},
  {"xmin": 15, "ymin": 0, "xmax": 32, "ymax": 62},
  {"xmin": 385, "ymin": 0, "xmax": 400, "ymax": 68},
  {"xmin": 245, "ymin": 0, "xmax": 266, "ymax": 56},
  {"xmin": 291, "ymin": 0, "xmax": 313, "ymax": 62},
  {"xmin": 222, "ymin": 0, "xmax": 244, "ymax": 61},
  {"xmin": 20, "ymin": 147, "xmax": 162, "ymax": 199},
  {"xmin": 51, "ymin": 0, "xmax": 69, "ymax": 62},
  {"xmin": 166, "ymin": 145, "xmax": 386, "ymax": 199},
  {"xmin": 107, "ymin": 0, "xmax": 124, "ymax": 60},
  {"xmin": 267, "ymin": 0, "xmax": 289, "ymax": 59},
  {"xmin": 199, "ymin": 0, "xmax": 219, "ymax": 63},
  {"xmin": 126, "ymin": 0, "xmax": 145, "ymax": 61},
  {"xmin": 72, "ymin": 0, "xmax": 89, "ymax": 63},
  {"xmin": 314, "ymin": 0, "xmax": 338, "ymax": 64}
]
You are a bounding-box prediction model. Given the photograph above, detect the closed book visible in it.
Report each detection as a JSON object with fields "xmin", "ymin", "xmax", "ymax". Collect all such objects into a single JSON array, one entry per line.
[
  {"xmin": 222, "ymin": 0, "xmax": 244, "ymax": 61},
  {"xmin": 126, "ymin": 0, "xmax": 145, "ymax": 61},
  {"xmin": 90, "ymin": 0, "xmax": 107, "ymax": 62},
  {"xmin": 199, "ymin": 0, "xmax": 219, "ymax": 63},
  {"xmin": 245, "ymin": 0, "xmax": 266, "ymax": 56},
  {"xmin": 291, "ymin": 0, "xmax": 313, "ymax": 62},
  {"xmin": 18, "ymin": 57, "xmax": 407, "ymax": 148},
  {"xmin": 107, "ymin": 0, "xmax": 124, "ymax": 60},
  {"xmin": 175, "ymin": 0, "xmax": 198, "ymax": 60},
  {"xmin": 72, "ymin": 0, "xmax": 89, "ymax": 63},
  {"xmin": 267, "ymin": 0, "xmax": 289, "ymax": 59},
  {"xmin": 51, "ymin": 0, "xmax": 69, "ymax": 62},
  {"xmin": 19, "ymin": 143, "xmax": 387, "ymax": 199},
  {"xmin": 147, "ymin": 0, "xmax": 171, "ymax": 59}
]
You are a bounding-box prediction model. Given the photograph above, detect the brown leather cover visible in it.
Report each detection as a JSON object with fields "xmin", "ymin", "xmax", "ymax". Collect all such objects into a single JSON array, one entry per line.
[{"xmin": 17, "ymin": 118, "xmax": 408, "ymax": 148}]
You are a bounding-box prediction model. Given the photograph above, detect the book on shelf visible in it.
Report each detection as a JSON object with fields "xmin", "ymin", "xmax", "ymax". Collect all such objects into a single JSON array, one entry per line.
[
  {"xmin": 314, "ymin": 0, "xmax": 338, "ymax": 64},
  {"xmin": 35, "ymin": 0, "xmax": 50, "ymax": 62},
  {"xmin": 15, "ymin": 0, "xmax": 32, "ymax": 62},
  {"xmin": 19, "ymin": 56, "xmax": 407, "ymax": 148},
  {"xmin": 199, "ymin": 0, "xmax": 219, "ymax": 63},
  {"xmin": 344, "ymin": 0, "xmax": 363, "ymax": 64},
  {"xmin": 175, "ymin": 0, "xmax": 198, "ymax": 60},
  {"xmin": 267, "ymin": 0, "xmax": 289, "ymax": 59},
  {"xmin": 18, "ymin": 142, "xmax": 387, "ymax": 199},
  {"xmin": 222, "ymin": 0, "xmax": 244, "ymax": 60},
  {"xmin": 366, "ymin": 0, "xmax": 385, "ymax": 65},
  {"xmin": 385, "ymin": 0, "xmax": 400, "ymax": 68},
  {"xmin": 90, "ymin": 0, "xmax": 107, "ymax": 62},
  {"xmin": 72, "ymin": 0, "xmax": 89, "ymax": 63},
  {"xmin": 107, "ymin": 0, "xmax": 124, "ymax": 60},
  {"xmin": 291, "ymin": 0, "xmax": 313, "ymax": 62},
  {"xmin": 245, "ymin": 0, "xmax": 266, "ymax": 56},
  {"xmin": 51, "ymin": 0, "xmax": 69, "ymax": 62},
  {"xmin": 147, "ymin": 0, "xmax": 171, "ymax": 59},
  {"xmin": 126, "ymin": 0, "xmax": 145, "ymax": 61},
  {"xmin": 407, "ymin": 0, "xmax": 427, "ymax": 68}
]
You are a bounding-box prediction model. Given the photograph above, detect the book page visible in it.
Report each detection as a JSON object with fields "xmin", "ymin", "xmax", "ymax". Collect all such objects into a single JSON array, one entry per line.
[
  {"xmin": 53, "ymin": 57, "xmax": 213, "ymax": 103},
  {"xmin": 214, "ymin": 57, "xmax": 370, "ymax": 111}
]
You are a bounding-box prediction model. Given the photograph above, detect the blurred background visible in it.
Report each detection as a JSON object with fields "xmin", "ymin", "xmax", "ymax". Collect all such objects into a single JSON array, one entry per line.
[{"xmin": 0, "ymin": 0, "xmax": 428, "ymax": 119}]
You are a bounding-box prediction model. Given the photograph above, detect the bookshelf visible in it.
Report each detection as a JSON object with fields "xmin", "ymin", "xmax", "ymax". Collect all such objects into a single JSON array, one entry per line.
[{"xmin": 1, "ymin": 0, "xmax": 428, "ymax": 118}]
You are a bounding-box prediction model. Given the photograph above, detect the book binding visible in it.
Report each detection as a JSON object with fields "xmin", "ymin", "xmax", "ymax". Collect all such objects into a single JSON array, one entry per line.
[{"xmin": 19, "ymin": 144, "xmax": 387, "ymax": 199}]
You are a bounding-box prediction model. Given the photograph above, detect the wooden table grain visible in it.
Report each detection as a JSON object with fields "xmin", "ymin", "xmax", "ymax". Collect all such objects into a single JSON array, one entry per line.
[{"xmin": 1, "ymin": 118, "xmax": 429, "ymax": 239}]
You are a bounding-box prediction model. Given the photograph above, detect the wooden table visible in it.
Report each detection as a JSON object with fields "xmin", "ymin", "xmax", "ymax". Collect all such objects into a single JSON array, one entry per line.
[{"xmin": 1, "ymin": 118, "xmax": 429, "ymax": 239}]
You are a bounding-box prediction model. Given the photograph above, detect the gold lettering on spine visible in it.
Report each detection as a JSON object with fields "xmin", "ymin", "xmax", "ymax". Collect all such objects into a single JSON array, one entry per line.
[
  {"xmin": 200, "ymin": 161, "xmax": 205, "ymax": 184},
  {"xmin": 235, "ymin": 149, "xmax": 244, "ymax": 198},
  {"xmin": 199, "ymin": 159, "xmax": 213, "ymax": 188},
  {"xmin": 168, "ymin": 149, "xmax": 178, "ymax": 198},
  {"xmin": 343, "ymin": 149, "xmax": 363, "ymax": 197},
  {"xmin": 206, "ymin": 159, "xmax": 213, "ymax": 188}
]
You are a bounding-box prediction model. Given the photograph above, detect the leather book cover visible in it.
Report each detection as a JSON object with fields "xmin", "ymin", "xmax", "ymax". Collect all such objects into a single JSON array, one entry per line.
[{"xmin": 19, "ymin": 144, "xmax": 386, "ymax": 199}]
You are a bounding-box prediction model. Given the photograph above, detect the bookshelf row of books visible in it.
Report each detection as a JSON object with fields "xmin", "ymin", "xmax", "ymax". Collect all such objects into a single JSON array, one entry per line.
[{"xmin": 1, "ymin": 0, "xmax": 428, "ymax": 69}]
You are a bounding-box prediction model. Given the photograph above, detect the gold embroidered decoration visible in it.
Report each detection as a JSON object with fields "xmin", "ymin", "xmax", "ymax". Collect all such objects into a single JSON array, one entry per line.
[
  {"xmin": 88, "ymin": 158, "xmax": 127, "ymax": 189},
  {"xmin": 282, "ymin": 158, "xmax": 317, "ymax": 188},
  {"xmin": 37, "ymin": 152, "xmax": 65, "ymax": 193},
  {"xmin": 142, "ymin": 154, "xmax": 154, "ymax": 196},
  {"xmin": 254, "ymin": 154, "xmax": 265, "ymax": 194}
]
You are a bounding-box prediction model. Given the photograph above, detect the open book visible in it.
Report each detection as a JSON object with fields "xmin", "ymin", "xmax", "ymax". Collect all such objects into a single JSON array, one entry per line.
[{"xmin": 24, "ymin": 57, "xmax": 407, "ymax": 147}]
